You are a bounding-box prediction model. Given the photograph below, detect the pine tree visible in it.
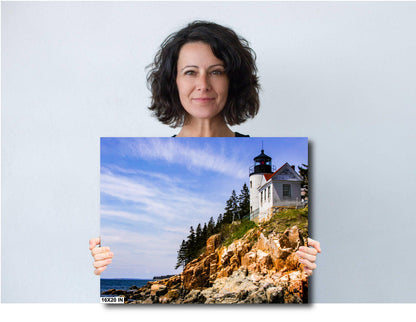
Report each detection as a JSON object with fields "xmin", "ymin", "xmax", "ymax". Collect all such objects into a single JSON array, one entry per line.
[
  {"xmin": 195, "ymin": 223, "xmax": 203, "ymax": 251},
  {"xmin": 224, "ymin": 190, "xmax": 238, "ymax": 223},
  {"xmin": 175, "ymin": 240, "xmax": 187, "ymax": 269},
  {"xmin": 298, "ymin": 164, "xmax": 309, "ymax": 198},
  {"xmin": 185, "ymin": 226, "xmax": 196, "ymax": 262},
  {"xmin": 237, "ymin": 183, "xmax": 250, "ymax": 219},
  {"xmin": 207, "ymin": 216, "xmax": 216, "ymax": 236},
  {"xmin": 216, "ymin": 214, "xmax": 223, "ymax": 231},
  {"xmin": 202, "ymin": 223, "xmax": 208, "ymax": 244}
]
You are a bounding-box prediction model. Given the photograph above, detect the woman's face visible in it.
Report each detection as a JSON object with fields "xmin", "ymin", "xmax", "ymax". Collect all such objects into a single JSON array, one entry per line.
[{"xmin": 176, "ymin": 42, "xmax": 229, "ymax": 122}]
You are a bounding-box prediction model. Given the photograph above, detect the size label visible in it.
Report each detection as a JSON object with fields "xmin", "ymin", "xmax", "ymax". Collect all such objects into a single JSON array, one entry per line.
[{"xmin": 100, "ymin": 296, "xmax": 125, "ymax": 304}]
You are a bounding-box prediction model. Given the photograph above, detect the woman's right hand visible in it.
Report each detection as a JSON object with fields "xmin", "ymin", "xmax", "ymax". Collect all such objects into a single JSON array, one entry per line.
[{"xmin": 89, "ymin": 237, "xmax": 114, "ymax": 275}]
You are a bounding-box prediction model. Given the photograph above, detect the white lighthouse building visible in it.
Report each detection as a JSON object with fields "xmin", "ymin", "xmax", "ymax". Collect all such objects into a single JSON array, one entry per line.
[
  {"xmin": 249, "ymin": 149, "xmax": 304, "ymax": 223},
  {"xmin": 249, "ymin": 149, "xmax": 275, "ymax": 221}
]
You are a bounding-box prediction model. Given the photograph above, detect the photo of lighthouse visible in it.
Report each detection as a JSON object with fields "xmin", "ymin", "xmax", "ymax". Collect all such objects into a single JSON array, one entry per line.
[
  {"xmin": 249, "ymin": 148, "xmax": 307, "ymax": 223},
  {"xmin": 100, "ymin": 137, "xmax": 309, "ymax": 304}
]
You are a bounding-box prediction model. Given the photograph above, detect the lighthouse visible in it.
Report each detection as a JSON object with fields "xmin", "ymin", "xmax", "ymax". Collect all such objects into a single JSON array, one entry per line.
[
  {"xmin": 249, "ymin": 148, "xmax": 305, "ymax": 223},
  {"xmin": 249, "ymin": 149, "xmax": 275, "ymax": 221}
]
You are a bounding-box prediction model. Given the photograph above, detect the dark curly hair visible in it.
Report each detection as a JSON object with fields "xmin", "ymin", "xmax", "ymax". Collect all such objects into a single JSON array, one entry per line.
[{"xmin": 147, "ymin": 21, "xmax": 260, "ymax": 128}]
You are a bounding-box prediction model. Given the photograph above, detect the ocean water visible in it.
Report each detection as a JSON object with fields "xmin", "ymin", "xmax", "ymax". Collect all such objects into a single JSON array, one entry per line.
[{"xmin": 101, "ymin": 279, "xmax": 153, "ymax": 295}]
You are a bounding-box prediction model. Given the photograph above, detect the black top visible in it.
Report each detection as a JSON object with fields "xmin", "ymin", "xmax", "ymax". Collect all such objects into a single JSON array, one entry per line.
[
  {"xmin": 253, "ymin": 149, "xmax": 271, "ymax": 162},
  {"xmin": 172, "ymin": 132, "xmax": 249, "ymax": 137}
]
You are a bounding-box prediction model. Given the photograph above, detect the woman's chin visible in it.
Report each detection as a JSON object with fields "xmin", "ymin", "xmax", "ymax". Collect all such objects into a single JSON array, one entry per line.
[{"xmin": 185, "ymin": 109, "xmax": 224, "ymax": 123}]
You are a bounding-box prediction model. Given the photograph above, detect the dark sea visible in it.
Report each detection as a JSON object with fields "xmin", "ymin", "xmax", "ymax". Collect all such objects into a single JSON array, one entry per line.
[{"xmin": 101, "ymin": 279, "xmax": 154, "ymax": 295}]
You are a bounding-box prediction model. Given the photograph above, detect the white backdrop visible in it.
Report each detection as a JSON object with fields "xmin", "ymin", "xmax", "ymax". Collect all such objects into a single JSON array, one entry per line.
[{"xmin": 2, "ymin": 1, "xmax": 416, "ymax": 303}]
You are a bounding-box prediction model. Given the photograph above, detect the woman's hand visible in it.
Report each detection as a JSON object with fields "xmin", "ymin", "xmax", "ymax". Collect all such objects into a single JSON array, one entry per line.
[
  {"xmin": 89, "ymin": 237, "xmax": 114, "ymax": 275},
  {"xmin": 296, "ymin": 238, "xmax": 321, "ymax": 276}
]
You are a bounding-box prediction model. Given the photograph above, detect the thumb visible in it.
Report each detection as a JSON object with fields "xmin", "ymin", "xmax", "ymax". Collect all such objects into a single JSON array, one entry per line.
[
  {"xmin": 307, "ymin": 238, "xmax": 321, "ymax": 253},
  {"xmin": 89, "ymin": 237, "xmax": 101, "ymax": 250}
]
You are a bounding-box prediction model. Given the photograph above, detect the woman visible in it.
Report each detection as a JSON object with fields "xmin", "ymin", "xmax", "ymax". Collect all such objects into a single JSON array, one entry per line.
[{"xmin": 90, "ymin": 21, "xmax": 321, "ymax": 276}]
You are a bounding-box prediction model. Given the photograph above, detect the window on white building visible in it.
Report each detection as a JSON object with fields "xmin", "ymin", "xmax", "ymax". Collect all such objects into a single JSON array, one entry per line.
[
  {"xmin": 268, "ymin": 186, "xmax": 270, "ymax": 200},
  {"xmin": 283, "ymin": 184, "xmax": 291, "ymax": 198}
]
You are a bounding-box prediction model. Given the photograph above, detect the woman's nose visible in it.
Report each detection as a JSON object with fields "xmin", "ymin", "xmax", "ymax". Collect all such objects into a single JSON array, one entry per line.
[{"xmin": 196, "ymin": 74, "xmax": 211, "ymax": 91}]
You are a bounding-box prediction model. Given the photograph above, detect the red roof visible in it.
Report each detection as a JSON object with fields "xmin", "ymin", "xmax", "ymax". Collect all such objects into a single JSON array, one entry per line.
[{"xmin": 263, "ymin": 164, "xmax": 285, "ymax": 181}]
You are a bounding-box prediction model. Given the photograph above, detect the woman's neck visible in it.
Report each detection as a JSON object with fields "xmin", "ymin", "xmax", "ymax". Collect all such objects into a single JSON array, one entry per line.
[{"xmin": 176, "ymin": 116, "xmax": 235, "ymax": 137}]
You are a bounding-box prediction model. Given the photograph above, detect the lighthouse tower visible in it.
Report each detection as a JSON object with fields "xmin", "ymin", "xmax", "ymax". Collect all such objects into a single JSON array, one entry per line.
[{"xmin": 249, "ymin": 149, "xmax": 275, "ymax": 221}]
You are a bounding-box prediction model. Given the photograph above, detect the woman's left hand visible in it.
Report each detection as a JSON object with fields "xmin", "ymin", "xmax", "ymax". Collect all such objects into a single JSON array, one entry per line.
[{"xmin": 296, "ymin": 238, "xmax": 321, "ymax": 276}]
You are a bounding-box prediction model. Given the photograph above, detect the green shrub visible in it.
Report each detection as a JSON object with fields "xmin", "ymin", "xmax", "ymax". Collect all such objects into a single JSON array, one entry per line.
[
  {"xmin": 223, "ymin": 219, "xmax": 258, "ymax": 246},
  {"xmin": 261, "ymin": 207, "xmax": 308, "ymax": 238}
]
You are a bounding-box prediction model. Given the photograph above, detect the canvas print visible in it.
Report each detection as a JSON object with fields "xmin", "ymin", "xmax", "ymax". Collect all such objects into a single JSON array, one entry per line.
[{"xmin": 100, "ymin": 137, "xmax": 309, "ymax": 304}]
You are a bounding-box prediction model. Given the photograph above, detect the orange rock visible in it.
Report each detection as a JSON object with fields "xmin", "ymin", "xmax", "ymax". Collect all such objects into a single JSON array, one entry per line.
[
  {"xmin": 205, "ymin": 234, "xmax": 221, "ymax": 255},
  {"xmin": 285, "ymin": 252, "xmax": 300, "ymax": 271},
  {"xmin": 161, "ymin": 223, "xmax": 307, "ymax": 303}
]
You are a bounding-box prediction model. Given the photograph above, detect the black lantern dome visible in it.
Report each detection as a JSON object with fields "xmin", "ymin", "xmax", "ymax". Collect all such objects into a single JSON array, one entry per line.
[{"xmin": 249, "ymin": 149, "xmax": 275, "ymax": 176}]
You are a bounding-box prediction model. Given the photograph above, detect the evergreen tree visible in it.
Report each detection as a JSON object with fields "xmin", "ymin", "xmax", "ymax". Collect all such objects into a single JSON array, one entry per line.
[
  {"xmin": 237, "ymin": 183, "xmax": 250, "ymax": 219},
  {"xmin": 216, "ymin": 214, "xmax": 223, "ymax": 231},
  {"xmin": 195, "ymin": 223, "xmax": 203, "ymax": 251},
  {"xmin": 202, "ymin": 223, "xmax": 208, "ymax": 244},
  {"xmin": 224, "ymin": 190, "xmax": 238, "ymax": 223},
  {"xmin": 175, "ymin": 240, "xmax": 187, "ymax": 269},
  {"xmin": 185, "ymin": 226, "xmax": 196, "ymax": 262},
  {"xmin": 207, "ymin": 216, "xmax": 216, "ymax": 236},
  {"xmin": 298, "ymin": 164, "xmax": 309, "ymax": 198}
]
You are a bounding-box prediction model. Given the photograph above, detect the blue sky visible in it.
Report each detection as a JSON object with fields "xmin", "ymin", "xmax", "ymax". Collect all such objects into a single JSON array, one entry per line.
[{"xmin": 100, "ymin": 137, "xmax": 308, "ymax": 279}]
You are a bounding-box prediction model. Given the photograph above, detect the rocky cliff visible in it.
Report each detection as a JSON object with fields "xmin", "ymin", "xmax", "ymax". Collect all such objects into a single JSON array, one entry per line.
[{"xmin": 102, "ymin": 210, "xmax": 308, "ymax": 304}]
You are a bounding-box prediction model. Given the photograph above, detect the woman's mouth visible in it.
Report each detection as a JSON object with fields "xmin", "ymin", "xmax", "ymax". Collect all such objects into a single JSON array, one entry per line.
[{"xmin": 193, "ymin": 97, "xmax": 215, "ymax": 102}]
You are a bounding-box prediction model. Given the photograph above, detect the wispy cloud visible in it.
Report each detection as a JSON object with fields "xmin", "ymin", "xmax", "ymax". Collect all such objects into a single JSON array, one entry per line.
[
  {"xmin": 101, "ymin": 170, "xmax": 224, "ymax": 225},
  {"xmin": 126, "ymin": 138, "xmax": 247, "ymax": 179},
  {"xmin": 100, "ymin": 206, "xmax": 161, "ymax": 226},
  {"xmin": 101, "ymin": 226, "xmax": 182, "ymax": 252},
  {"xmin": 102, "ymin": 165, "xmax": 177, "ymax": 185},
  {"xmin": 100, "ymin": 226, "xmax": 181, "ymax": 277}
]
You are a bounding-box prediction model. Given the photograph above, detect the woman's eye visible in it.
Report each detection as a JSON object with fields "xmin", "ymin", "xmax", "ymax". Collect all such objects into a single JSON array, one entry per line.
[
  {"xmin": 211, "ymin": 70, "xmax": 224, "ymax": 75},
  {"xmin": 184, "ymin": 70, "xmax": 196, "ymax": 76}
]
